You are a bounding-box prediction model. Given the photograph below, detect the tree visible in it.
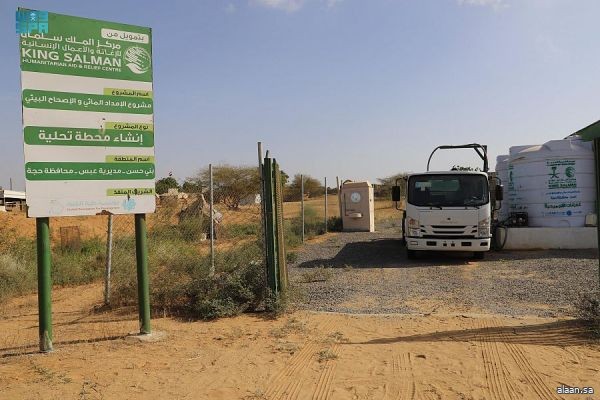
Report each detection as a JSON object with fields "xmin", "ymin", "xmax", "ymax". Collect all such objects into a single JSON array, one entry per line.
[
  {"xmin": 285, "ymin": 174, "xmax": 323, "ymax": 201},
  {"xmin": 182, "ymin": 178, "xmax": 203, "ymax": 193},
  {"xmin": 194, "ymin": 164, "xmax": 260, "ymax": 210},
  {"xmin": 156, "ymin": 176, "xmax": 180, "ymax": 195},
  {"xmin": 279, "ymin": 170, "xmax": 290, "ymax": 186},
  {"xmin": 376, "ymin": 173, "xmax": 409, "ymax": 199}
]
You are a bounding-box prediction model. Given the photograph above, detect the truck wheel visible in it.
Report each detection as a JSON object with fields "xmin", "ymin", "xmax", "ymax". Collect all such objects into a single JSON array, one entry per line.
[
  {"xmin": 407, "ymin": 249, "xmax": 417, "ymax": 259},
  {"xmin": 473, "ymin": 252, "xmax": 485, "ymax": 260}
]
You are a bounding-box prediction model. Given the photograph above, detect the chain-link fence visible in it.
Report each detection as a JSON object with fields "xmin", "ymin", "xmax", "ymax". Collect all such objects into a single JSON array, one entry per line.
[{"xmin": 0, "ymin": 164, "xmax": 268, "ymax": 319}]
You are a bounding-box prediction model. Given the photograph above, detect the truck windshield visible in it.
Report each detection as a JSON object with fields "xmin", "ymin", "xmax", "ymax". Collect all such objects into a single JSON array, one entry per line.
[{"xmin": 408, "ymin": 174, "xmax": 489, "ymax": 207}]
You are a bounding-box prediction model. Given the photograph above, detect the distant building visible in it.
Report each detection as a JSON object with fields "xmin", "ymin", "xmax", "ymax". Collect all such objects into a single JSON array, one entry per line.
[{"xmin": 0, "ymin": 189, "xmax": 26, "ymax": 212}]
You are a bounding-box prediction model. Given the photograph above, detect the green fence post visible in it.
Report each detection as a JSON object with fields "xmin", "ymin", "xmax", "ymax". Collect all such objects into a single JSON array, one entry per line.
[
  {"xmin": 263, "ymin": 158, "xmax": 278, "ymax": 293},
  {"xmin": 36, "ymin": 217, "xmax": 53, "ymax": 352},
  {"xmin": 135, "ymin": 213, "xmax": 151, "ymax": 334}
]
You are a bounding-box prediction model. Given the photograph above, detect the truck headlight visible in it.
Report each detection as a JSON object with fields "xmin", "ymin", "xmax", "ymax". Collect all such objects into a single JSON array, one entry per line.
[
  {"xmin": 478, "ymin": 217, "xmax": 490, "ymax": 238},
  {"xmin": 407, "ymin": 217, "xmax": 421, "ymax": 237}
]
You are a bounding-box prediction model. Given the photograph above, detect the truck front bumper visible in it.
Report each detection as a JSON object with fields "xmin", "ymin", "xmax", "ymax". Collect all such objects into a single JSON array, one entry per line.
[{"xmin": 405, "ymin": 237, "xmax": 490, "ymax": 252}]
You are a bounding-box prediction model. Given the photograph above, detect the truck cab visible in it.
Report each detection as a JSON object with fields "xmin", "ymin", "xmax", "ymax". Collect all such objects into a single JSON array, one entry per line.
[
  {"xmin": 403, "ymin": 171, "xmax": 491, "ymax": 259},
  {"xmin": 392, "ymin": 144, "xmax": 502, "ymax": 259}
]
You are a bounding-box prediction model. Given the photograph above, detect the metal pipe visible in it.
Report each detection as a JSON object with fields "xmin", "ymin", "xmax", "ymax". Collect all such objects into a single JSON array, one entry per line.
[
  {"xmin": 301, "ymin": 174, "xmax": 305, "ymax": 243},
  {"xmin": 36, "ymin": 217, "xmax": 53, "ymax": 352},
  {"xmin": 209, "ymin": 164, "xmax": 215, "ymax": 276},
  {"xmin": 135, "ymin": 213, "xmax": 151, "ymax": 334},
  {"xmin": 104, "ymin": 214, "xmax": 113, "ymax": 305}
]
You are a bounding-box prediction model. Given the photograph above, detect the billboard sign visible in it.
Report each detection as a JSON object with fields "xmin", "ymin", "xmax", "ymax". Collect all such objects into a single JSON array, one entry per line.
[{"xmin": 19, "ymin": 9, "xmax": 155, "ymax": 217}]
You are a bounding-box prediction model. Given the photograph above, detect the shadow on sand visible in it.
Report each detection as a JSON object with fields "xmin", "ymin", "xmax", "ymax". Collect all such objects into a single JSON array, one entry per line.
[{"xmin": 352, "ymin": 319, "xmax": 597, "ymax": 347}]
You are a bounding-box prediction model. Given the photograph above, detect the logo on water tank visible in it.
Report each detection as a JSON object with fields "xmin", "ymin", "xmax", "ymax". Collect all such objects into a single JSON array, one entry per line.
[{"xmin": 565, "ymin": 166, "xmax": 575, "ymax": 178}]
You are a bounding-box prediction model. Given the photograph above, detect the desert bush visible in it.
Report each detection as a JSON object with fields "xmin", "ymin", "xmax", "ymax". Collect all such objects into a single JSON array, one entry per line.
[
  {"xmin": 286, "ymin": 251, "xmax": 298, "ymax": 263},
  {"xmin": 327, "ymin": 216, "xmax": 343, "ymax": 232},
  {"xmin": 289, "ymin": 206, "xmax": 325, "ymax": 239},
  {"xmin": 111, "ymin": 238, "xmax": 267, "ymax": 320},
  {"xmin": 575, "ymin": 291, "xmax": 600, "ymax": 337}
]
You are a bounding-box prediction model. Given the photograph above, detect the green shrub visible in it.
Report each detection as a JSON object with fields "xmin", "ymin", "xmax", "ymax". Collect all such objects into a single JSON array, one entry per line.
[
  {"xmin": 288, "ymin": 205, "xmax": 326, "ymax": 241},
  {"xmin": 327, "ymin": 216, "xmax": 343, "ymax": 232},
  {"xmin": 284, "ymin": 220, "xmax": 303, "ymax": 248},
  {"xmin": 221, "ymin": 223, "xmax": 260, "ymax": 239},
  {"xmin": 111, "ymin": 238, "xmax": 267, "ymax": 320},
  {"xmin": 286, "ymin": 251, "xmax": 298, "ymax": 263}
]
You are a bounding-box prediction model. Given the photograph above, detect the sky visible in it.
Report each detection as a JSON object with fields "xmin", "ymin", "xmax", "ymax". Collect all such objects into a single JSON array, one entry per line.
[{"xmin": 1, "ymin": 0, "xmax": 600, "ymax": 191}]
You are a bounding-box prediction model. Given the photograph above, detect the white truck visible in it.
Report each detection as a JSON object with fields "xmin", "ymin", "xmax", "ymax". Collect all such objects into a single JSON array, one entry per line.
[{"xmin": 392, "ymin": 144, "xmax": 503, "ymax": 260}]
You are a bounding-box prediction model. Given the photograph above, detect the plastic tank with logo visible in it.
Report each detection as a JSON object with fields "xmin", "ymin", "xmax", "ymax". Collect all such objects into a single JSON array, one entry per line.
[
  {"xmin": 495, "ymin": 155, "xmax": 510, "ymax": 221},
  {"xmin": 508, "ymin": 137, "xmax": 595, "ymax": 227},
  {"xmin": 507, "ymin": 145, "xmax": 535, "ymax": 222}
]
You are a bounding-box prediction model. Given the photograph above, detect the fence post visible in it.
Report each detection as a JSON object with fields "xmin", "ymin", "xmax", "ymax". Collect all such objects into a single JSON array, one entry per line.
[
  {"xmin": 324, "ymin": 177, "xmax": 328, "ymax": 233},
  {"xmin": 104, "ymin": 214, "xmax": 113, "ymax": 305},
  {"xmin": 301, "ymin": 174, "xmax": 305, "ymax": 243},
  {"xmin": 263, "ymin": 157, "xmax": 278, "ymax": 292},
  {"xmin": 36, "ymin": 217, "xmax": 53, "ymax": 352},
  {"xmin": 209, "ymin": 163, "xmax": 215, "ymax": 276},
  {"xmin": 135, "ymin": 213, "xmax": 151, "ymax": 335},
  {"xmin": 258, "ymin": 142, "xmax": 267, "ymax": 269},
  {"xmin": 336, "ymin": 176, "xmax": 342, "ymax": 218}
]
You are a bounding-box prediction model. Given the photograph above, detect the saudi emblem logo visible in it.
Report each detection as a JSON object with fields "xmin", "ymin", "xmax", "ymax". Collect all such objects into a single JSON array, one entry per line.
[
  {"xmin": 124, "ymin": 46, "xmax": 151, "ymax": 74},
  {"xmin": 565, "ymin": 166, "xmax": 575, "ymax": 178}
]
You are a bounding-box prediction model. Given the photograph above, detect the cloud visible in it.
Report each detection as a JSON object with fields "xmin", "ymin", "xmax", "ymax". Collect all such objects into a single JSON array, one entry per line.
[
  {"xmin": 225, "ymin": 3, "xmax": 237, "ymax": 13},
  {"xmin": 252, "ymin": 0, "xmax": 343, "ymax": 13},
  {"xmin": 458, "ymin": 0, "xmax": 508, "ymax": 11},
  {"xmin": 253, "ymin": 0, "xmax": 305, "ymax": 12}
]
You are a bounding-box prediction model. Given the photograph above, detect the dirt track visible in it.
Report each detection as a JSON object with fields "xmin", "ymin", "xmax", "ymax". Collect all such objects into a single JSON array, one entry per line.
[{"xmin": 1, "ymin": 284, "xmax": 599, "ymax": 399}]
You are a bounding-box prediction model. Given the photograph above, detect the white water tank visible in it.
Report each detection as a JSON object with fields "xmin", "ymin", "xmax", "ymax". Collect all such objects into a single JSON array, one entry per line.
[
  {"xmin": 495, "ymin": 155, "xmax": 510, "ymax": 221},
  {"xmin": 507, "ymin": 145, "xmax": 535, "ymax": 222},
  {"xmin": 508, "ymin": 137, "xmax": 596, "ymax": 227}
]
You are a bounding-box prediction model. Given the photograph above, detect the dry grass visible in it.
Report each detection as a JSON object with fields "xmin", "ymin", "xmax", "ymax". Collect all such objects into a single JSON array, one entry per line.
[{"xmin": 283, "ymin": 196, "xmax": 401, "ymax": 221}]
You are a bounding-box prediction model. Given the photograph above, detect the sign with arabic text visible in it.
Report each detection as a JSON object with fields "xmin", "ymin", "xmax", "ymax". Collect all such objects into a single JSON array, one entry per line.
[{"xmin": 19, "ymin": 9, "xmax": 155, "ymax": 217}]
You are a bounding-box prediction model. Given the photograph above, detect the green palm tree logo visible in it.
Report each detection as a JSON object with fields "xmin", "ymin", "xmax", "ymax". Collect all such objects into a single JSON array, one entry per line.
[{"xmin": 124, "ymin": 46, "xmax": 151, "ymax": 74}]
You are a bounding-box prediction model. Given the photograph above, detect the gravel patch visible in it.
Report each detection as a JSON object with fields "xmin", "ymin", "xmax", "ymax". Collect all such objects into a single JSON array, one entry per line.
[{"xmin": 289, "ymin": 222, "xmax": 599, "ymax": 317}]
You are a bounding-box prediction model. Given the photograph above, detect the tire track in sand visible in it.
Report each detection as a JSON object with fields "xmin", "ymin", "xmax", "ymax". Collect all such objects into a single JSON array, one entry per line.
[
  {"xmin": 311, "ymin": 343, "xmax": 341, "ymax": 400},
  {"xmin": 265, "ymin": 318, "xmax": 335, "ymax": 400},
  {"xmin": 390, "ymin": 353, "xmax": 416, "ymax": 400},
  {"xmin": 490, "ymin": 319, "xmax": 560, "ymax": 400},
  {"xmin": 473, "ymin": 319, "xmax": 518, "ymax": 400}
]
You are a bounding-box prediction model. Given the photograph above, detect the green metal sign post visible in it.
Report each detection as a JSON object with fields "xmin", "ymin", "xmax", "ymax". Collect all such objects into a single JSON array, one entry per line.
[
  {"xmin": 19, "ymin": 9, "xmax": 155, "ymax": 349},
  {"xmin": 36, "ymin": 217, "xmax": 53, "ymax": 352},
  {"xmin": 135, "ymin": 214, "xmax": 151, "ymax": 334}
]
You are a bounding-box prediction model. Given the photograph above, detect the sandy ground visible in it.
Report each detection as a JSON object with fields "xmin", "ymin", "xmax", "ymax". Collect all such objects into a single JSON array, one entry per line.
[{"xmin": 1, "ymin": 284, "xmax": 598, "ymax": 400}]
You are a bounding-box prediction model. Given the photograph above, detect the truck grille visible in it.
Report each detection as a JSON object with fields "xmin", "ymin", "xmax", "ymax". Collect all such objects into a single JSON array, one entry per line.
[{"xmin": 420, "ymin": 225, "xmax": 478, "ymax": 238}]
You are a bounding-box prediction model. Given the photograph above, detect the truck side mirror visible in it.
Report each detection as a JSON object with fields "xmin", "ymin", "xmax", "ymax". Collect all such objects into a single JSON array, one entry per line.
[
  {"xmin": 495, "ymin": 185, "xmax": 503, "ymax": 201},
  {"xmin": 392, "ymin": 186, "xmax": 401, "ymax": 202}
]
